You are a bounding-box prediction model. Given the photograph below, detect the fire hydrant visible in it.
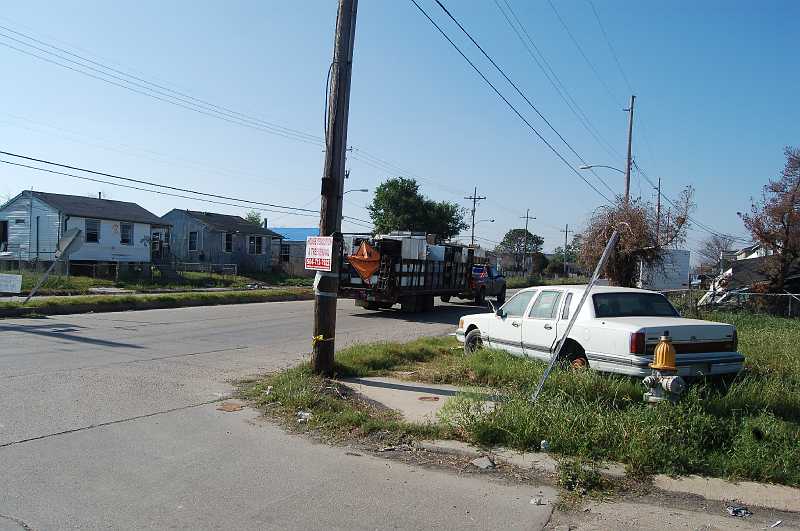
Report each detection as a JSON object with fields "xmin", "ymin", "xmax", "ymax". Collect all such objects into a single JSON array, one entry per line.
[{"xmin": 643, "ymin": 331, "xmax": 686, "ymax": 403}]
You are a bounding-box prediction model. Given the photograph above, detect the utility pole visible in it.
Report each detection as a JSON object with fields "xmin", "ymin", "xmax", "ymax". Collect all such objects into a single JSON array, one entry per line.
[
  {"xmin": 465, "ymin": 186, "xmax": 486, "ymax": 247},
  {"xmin": 624, "ymin": 94, "xmax": 635, "ymax": 204},
  {"xmin": 520, "ymin": 209, "xmax": 535, "ymax": 274},
  {"xmin": 312, "ymin": 0, "xmax": 358, "ymax": 376},
  {"xmin": 654, "ymin": 177, "xmax": 661, "ymax": 247},
  {"xmin": 561, "ymin": 224, "xmax": 573, "ymax": 276}
]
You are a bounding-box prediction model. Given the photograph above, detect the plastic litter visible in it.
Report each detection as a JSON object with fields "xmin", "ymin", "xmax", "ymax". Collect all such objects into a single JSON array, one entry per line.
[
  {"xmin": 540, "ymin": 440, "xmax": 550, "ymax": 452},
  {"xmin": 296, "ymin": 411, "xmax": 312, "ymax": 423},
  {"xmin": 769, "ymin": 520, "xmax": 782, "ymax": 528},
  {"xmin": 726, "ymin": 504, "xmax": 752, "ymax": 518},
  {"xmin": 470, "ymin": 456, "xmax": 495, "ymax": 470}
]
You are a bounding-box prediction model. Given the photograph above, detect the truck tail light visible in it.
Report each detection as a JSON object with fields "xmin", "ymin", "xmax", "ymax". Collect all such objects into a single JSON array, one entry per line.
[{"xmin": 630, "ymin": 330, "xmax": 646, "ymax": 355}]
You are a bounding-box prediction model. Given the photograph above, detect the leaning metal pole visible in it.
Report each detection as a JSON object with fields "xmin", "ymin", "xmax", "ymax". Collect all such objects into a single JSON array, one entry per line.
[{"xmin": 531, "ymin": 229, "xmax": 621, "ymax": 401}]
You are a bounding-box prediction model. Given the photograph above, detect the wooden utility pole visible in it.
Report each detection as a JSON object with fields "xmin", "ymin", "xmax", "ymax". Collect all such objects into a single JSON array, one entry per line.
[
  {"xmin": 520, "ymin": 209, "xmax": 535, "ymax": 274},
  {"xmin": 654, "ymin": 177, "xmax": 661, "ymax": 246},
  {"xmin": 465, "ymin": 186, "xmax": 486, "ymax": 247},
  {"xmin": 561, "ymin": 224, "xmax": 573, "ymax": 276},
  {"xmin": 312, "ymin": 0, "xmax": 358, "ymax": 375},
  {"xmin": 624, "ymin": 94, "xmax": 635, "ymax": 204}
]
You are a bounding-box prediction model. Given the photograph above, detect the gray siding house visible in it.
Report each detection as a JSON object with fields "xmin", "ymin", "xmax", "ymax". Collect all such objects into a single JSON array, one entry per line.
[
  {"xmin": 161, "ymin": 210, "xmax": 282, "ymax": 273},
  {"xmin": 0, "ymin": 190, "xmax": 166, "ymax": 266},
  {"xmin": 270, "ymin": 227, "xmax": 320, "ymax": 278}
]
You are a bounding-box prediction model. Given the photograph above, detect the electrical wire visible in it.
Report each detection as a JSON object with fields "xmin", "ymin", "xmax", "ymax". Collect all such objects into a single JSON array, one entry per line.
[
  {"xmin": 433, "ymin": 0, "xmax": 615, "ymax": 196},
  {"xmin": 495, "ymin": 0, "xmax": 621, "ymax": 161},
  {"xmin": 409, "ymin": 0, "xmax": 614, "ymax": 205}
]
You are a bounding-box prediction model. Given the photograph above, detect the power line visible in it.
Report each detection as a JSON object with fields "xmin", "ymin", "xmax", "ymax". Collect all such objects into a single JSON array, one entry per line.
[
  {"xmin": 409, "ymin": 0, "xmax": 614, "ymax": 205},
  {"xmin": 546, "ymin": 0, "xmax": 621, "ymax": 106},
  {"xmin": 434, "ymin": 0, "xmax": 615, "ymax": 196},
  {"xmin": 587, "ymin": 0, "xmax": 634, "ymax": 95},
  {"xmin": 495, "ymin": 0, "xmax": 621, "ymax": 161},
  {"xmin": 0, "ymin": 149, "xmax": 373, "ymax": 225}
]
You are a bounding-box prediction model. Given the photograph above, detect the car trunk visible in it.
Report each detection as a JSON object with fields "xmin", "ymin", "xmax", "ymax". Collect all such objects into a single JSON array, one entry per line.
[{"xmin": 607, "ymin": 317, "xmax": 737, "ymax": 354}]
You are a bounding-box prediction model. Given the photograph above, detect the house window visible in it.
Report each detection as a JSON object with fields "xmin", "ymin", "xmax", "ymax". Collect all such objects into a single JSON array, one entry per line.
[
  {"xmin": 280, "ymin": 243, "xmax": 290, "ymax": 263},
  {"xmin": 225, "ymin": 233, "xmax": 233, "ymax": 253},
  {"xmin": 189, "ymin": 231, "xmax": 198, "ymax": 251},
  {"xmin": 14, "ymin": 219, "xmax": 25, "ymax": 224},
  {"xmin": 85, "ymin": 219, "xmax": 100, "ymax": 243},
  {"xmin": 120, "ymin": 223, "xmax": 133, "ymax": 245},
  {"xmin": 249, "ymin": 235, "xmax": 263, "ymax": 255}
]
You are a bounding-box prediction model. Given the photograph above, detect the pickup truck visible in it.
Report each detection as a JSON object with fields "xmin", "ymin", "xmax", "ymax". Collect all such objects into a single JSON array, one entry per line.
[
  {"xmin": 443, "ymin": 264, "xmax": 506, "ymax": 306},
  {"xmin": 455, "ymin": 285, "xmax": 744, "ymax": 378}
]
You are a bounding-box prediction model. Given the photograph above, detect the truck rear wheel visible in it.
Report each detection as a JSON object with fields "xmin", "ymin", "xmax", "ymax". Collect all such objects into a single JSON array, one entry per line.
[
  {"xmin": 440, "ymin": 295, "xmax": 451, "ymax": 303},
  {"xmin": 475, "ymin": 288, "xmax": 486, "ymax": 306}
]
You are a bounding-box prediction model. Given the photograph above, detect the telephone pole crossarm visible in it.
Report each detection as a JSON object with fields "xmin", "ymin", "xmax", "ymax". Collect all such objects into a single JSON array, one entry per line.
[{"xmin": 465, "ymin": 186, "xmax": 486, "ymax": 247}]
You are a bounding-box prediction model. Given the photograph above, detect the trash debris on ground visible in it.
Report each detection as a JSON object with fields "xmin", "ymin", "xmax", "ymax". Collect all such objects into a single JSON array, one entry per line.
[
  {"xmin": 540, "ymin": 440, "xmax": 550, "ymax": 452},
  {"xmin": 262, "ymin": 385, "xmax": 273, "ymax": 397},
  {"xmin": 470, "ymin": 456, "xmax": 495, "ymax": 470},
  {"xmin": 769, "ymin": 520, "xmax": 782, "ymax": 528},
  {"xmin": 216, "ymin": 402, "xmax": 243, "ymax": 412},
  {"xmin": 378, "ymin": 444, "xmax": 412, "ymax": 452},
  {"xmin": 417, "ymin": 396, "xmax": 440, "ymax": 401},
  {"xmin": 296, "ymin": 411, "xmax": 312, "ymax": 423},
  {"xmin": 726, "ymin": 504, "xmax": 752, "ymax": 518},
  {"xmin": 529, "ymin": 497, "xmax": 544, "ymax": 506}
]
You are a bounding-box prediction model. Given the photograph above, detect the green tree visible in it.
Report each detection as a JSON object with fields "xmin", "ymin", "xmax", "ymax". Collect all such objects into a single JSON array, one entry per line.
[
  {"xmin": 497, "ymin": 228, "xmax": 544, "ymax": 271},
  {"xmin": 530, "ymin": 251, "xmax": 549, "ymax": 276},
  {"xmin": 245, "ymin": 210, "xmax": 262, "ymax": 226},
  {"xmin": 367, "ymin": 177, "xmax": 467, "ymax": 240}
]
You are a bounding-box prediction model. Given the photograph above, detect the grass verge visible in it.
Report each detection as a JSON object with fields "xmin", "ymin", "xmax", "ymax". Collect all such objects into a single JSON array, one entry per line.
[
  {"xmin": 244, "ymin": 311, "xmax": 800, "ymax": 487},
  {"xmin": 0, "ymin": 287, "xmax": 312, "ymax": 318}
]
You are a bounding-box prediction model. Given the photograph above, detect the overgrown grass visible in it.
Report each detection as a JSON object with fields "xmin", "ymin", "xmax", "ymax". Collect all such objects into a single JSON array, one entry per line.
[
  {"xmin": 276, "ymin": 311, "xmax": 800, "ymax": 487},
  {"xmin": 240, "ymin": 364, "xmax": 443, "ymax": 441},
  {"xmin": 0, "ymin": 287, "xmax": 312, "ymax": 317},
  {"xmin": 5, "ymin": 269, "xmax": 312, "ymax": 296}
]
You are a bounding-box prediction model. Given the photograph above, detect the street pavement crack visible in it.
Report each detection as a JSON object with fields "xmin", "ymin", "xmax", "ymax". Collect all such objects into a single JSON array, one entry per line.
[
  {"xmin": 0, "ymin": 513, "xmax": 34, "ymax": 530},
  {"xmin": 0, "ymin": 399, "xmax": 224, "ymax": 449}
]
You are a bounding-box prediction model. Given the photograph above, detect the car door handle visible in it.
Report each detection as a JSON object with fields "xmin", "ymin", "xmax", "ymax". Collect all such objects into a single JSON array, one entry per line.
[
  {"xmin": 511, "ymin": 321, "xmax": 520, "ymax": 327},
  {"xmin": 543, "ymin": 324, "xmax": 553, "ymax": 330}
]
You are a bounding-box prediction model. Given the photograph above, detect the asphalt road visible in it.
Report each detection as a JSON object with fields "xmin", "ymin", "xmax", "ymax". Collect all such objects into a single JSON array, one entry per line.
[{"xmin": 0, "ymin": 299, "xmax": 555, "ymax": 530}]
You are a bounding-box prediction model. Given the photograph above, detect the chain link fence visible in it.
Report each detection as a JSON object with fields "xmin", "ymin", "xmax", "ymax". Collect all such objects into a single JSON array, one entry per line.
[{"xmin": 664, "ymin": 289, "xmax": 800, "ymax": 319}]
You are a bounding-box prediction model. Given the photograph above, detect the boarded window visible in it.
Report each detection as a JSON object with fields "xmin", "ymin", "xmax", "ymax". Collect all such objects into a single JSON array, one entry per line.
[
  {"xmin": 280, "ymin": 243, "xmax": 290, "ymax": 262},
  {"xmin": 188, "ymin": 231, "xmax": 198, "ymax": 251},
  {"xmin": 225, "ymin": 233, "xmax": 233, "ymax": 253},
  {"xmin": 120, "ymin": 223, "xmax": 133, "ymax": 245},
  {"xmin": 249, "ymin": 235, "xmax": 263, "ymax": 255},
  {"xmin": 85, "ymin": 219, "xmax": 100, "ymax": 243}
]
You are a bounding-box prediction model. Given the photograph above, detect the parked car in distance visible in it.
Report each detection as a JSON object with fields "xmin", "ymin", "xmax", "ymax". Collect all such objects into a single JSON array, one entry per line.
[
  {"xmin": 445, "ymin": 264, "xmax": 506, "ymax": 305},
  {"xmin": 455, "ymin": 285, "xmax": 744, "ymax": 378}
]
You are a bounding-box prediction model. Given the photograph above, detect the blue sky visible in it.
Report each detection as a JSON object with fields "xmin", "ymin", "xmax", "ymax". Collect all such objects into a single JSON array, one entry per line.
[{"xmin": 1, "ymin": 0, "xmax": 797, "ymax": 256}]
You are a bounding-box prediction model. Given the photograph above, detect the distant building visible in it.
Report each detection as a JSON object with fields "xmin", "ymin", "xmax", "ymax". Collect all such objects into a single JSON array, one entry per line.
[
  {"xmin": 0, "ymin": 191, "xmax": 167, "ymax": 270},
  {"xmin": 270, "ymin": 227, "xmax": 320, "ymax": 277},
  {"xmin": 161, "ymin": 210, "xmax": 282, "ymax": 273}
]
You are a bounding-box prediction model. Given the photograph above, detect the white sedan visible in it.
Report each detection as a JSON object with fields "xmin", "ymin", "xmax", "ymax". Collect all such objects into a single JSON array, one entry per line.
[{"xmin": 455, "ymin": 285, "xmax": 744, "ymax": 377}]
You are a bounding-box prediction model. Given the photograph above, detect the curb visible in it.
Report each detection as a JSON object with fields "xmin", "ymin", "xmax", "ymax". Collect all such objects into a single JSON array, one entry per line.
[
  {"xmin": 0, "ymin": 290, "xmax": 314, "ymax": 318},
  {"xmin": 414, "ymin": 440, "xmax": 800, "ymax": 513}
]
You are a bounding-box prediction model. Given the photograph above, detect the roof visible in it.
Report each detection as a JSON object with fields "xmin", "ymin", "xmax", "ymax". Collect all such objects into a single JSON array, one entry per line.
[
  {"xmin": 270, "ymin": 227, "xmax": 320, "ymax": 242},
  {"xmin": 31, "ymin": 191, "xmax": 166, "ymax": 225},
  {"xmin": 183, "ymin": 210, "xmax": 282, "ymax": 238},
  {"xmin": 517, "ymin": 285, "xmax": 656, "ymax": 295}
]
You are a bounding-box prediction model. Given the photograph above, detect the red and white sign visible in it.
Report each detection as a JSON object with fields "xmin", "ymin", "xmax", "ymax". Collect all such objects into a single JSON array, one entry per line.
[{"xmin": 305, "ymin": 236, "xmax": 334, "ymax": 271}]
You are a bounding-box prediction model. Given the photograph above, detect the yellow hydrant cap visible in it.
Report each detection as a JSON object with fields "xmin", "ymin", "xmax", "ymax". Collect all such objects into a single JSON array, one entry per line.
[{"xmin": 650, "ymin": 331, "xmax": 677, "ymax": 371}]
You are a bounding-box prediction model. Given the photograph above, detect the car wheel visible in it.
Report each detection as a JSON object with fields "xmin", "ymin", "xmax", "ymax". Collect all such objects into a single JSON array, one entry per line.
[
  {"xmin": 475, "ymin": 288, "xmax": 486, "ymax": 306},
  {"xmin": 464, "ymin": 328, "xmax": 484, "ymax": 355},
  {"xmin": 496, "ymin": 286, "xmax": 506, "ymax": 305},
  {"xmin": 440, "ymin": 295, "xmax": 451, "ymax": 303}
]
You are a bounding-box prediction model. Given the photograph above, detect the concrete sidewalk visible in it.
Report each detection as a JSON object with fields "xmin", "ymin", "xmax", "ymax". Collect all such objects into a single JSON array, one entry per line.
[{"xmin": 339, "ymin": 376, "xmax": 800, "ymax": 516}]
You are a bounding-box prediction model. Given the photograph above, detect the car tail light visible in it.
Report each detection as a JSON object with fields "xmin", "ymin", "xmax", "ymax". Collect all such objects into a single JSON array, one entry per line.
[{"xmin": 630, "ymin": 330, "xmax": 646, "ymax": 355}]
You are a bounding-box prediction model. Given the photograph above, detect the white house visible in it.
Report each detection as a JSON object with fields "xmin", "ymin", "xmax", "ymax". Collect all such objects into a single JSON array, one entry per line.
[{"xmin": 0, "ymin": 191, "xmax": 167, "ymax": 266}]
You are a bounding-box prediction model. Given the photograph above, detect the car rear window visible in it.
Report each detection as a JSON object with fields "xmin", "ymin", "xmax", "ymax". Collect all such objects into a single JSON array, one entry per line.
[{"xmin": 593, "ymin": 292, "xmax": 679, "ymax": 318}]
